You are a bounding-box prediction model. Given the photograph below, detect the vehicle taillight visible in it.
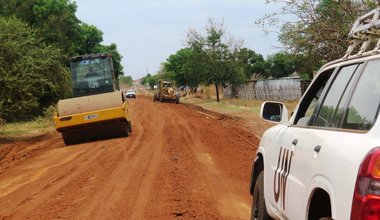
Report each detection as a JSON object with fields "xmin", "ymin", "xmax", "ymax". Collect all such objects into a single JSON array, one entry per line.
[{"xmin": 351, "ymin": 147, "xmax": 380, "ymax": 220}]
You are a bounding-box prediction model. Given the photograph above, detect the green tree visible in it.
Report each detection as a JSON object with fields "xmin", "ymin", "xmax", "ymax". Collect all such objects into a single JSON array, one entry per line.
[
  {"xmin": 165, "ymin": 48, "xmax": 203, "ymax": 87},
  {"xmin": 140, "ymin": 73, "xmax": 158, "ymax": 89},
  {"xmin": 77, "ymin": 23, "xmax": 103, "ymax": 55},
  {"xmin": 186, "ymin": 19, "xmax": 246, "ymax": 102},
  {"xmin": 0, "ymin": 0, "xmax": 81, "ymax": 55},
  {"xmin": 148, "ymin": 75, "xmax": 158, "ymax": 89},
  {"xmin": 93, "ymin": 43, "xmax": 124, "ymax": 79},
  {"xmin": 234, "ymin": 48, "xmax": 266, "ymax": 78},
  {"xmin": 0, "ymin": 0, "xmax": 126, "ymax": 123},
  {"xmin": 265, "ymin": 52, "xmax": 297, "ymax": 78},
  {"xmin": 0, "ymin": 0, "xmax": 124, "ymax": 77},
  {"xmin": 140, "ymin": 73, "xmax": 151, "ymax": 87},
  {"xmin": 257, "ymin": 0, "xmax": 377, "ymax": 70},
  {"xmin": 156, "ymin": 63, "xmax": 173, "ymax": 80},
  {"xmin": 119, "ymin": 75, "xmax": 133, "ymax": 86},
  {"xmin": 0, "ymin": 16, "xmax": 71, "ymax": 121}
]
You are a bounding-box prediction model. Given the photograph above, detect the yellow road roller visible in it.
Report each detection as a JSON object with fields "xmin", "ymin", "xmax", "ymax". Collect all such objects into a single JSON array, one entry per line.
[{"xmin": 53, "ymin": 53, "xmax": 131, "ymax": 145}]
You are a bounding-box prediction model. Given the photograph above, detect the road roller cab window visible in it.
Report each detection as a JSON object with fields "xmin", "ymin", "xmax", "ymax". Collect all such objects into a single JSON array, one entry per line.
[{"xmin": 70, "ymin": 55, "xmax": 116, "ymax": 97}]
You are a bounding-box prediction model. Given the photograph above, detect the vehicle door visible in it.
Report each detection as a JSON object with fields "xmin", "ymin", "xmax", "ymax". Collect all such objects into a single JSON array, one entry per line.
[{"xmin": 267, "ymin": 63, "xmax": 364, "ymax": 219}]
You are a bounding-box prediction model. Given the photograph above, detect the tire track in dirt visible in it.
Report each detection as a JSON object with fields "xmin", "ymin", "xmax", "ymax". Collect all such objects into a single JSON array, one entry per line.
[
  {"xmin": 24, "ymin": 144, "xmax": 126, "ymax": 219},
  {"xmin": 160, "ymin": 104, "xmax": 222, "ymax": 219},
  {"xmin": 63, "ymin": 100, "xmax": 151, "ymax": 219},
  {"xmin": 81, "ymin": 99, "xmax": 166, "ymax": 219},
  {"xmin": 165, "ymin": 104, "xmax": 254, "ymax": 219},
  {"xmin": 0, "ymin": 100, "xmax": 148, "ymax": 219},
  {"xmin": 0, "ymin": 142, "xmax": 105, "ymax": 218},
  {"xmin": 0, "ymin": 97, "xmax": 260, "ymax": 219}
]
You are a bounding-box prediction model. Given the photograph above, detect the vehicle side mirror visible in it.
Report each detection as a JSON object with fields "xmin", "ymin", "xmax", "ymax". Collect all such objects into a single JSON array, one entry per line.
[{"xmin": 260, "ymin": 101, "xmax": 289, "ymax": 123}]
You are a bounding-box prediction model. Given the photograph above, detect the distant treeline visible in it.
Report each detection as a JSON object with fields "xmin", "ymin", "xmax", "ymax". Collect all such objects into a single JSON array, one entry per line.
[
  {"xmin": 142, "ymin": 1, "xmax": 377, "ymax": 103},
  {"xmin": 142, "ymin": 19, "xmax": 314, "ymax": 102},
  {"xmin": 0, "ymin": 0, "xmax": 124, "ymax": 121}
]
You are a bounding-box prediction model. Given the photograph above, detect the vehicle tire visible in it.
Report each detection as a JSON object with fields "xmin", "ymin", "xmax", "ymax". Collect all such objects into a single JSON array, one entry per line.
[
  {"xmin": 120, "ymin": 122, "xmax": 129, "ymax": 137},
  {"xmin": 251, "ymin": 171, "xmax": 272, "ymax": 220},
  {"xmin": 175, "ymin": 96, "xmax": 180, "ymax": 104},
  {"xmin": 160, "ymin": 96, "xmax": 163, "ymax": 102},
  {"xmin": 128, "ymin": 121, "xmax": 132, "ymax": 133},
  {"xmin": 62, "ymin": 132, "xmax": 75, "ymax": 145}
]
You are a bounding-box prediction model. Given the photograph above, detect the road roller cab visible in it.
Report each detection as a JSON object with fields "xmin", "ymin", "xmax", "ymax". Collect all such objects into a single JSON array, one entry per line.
[{"xmin": 54, "ymin": 53, "xmax": 131, "ymax": 145}]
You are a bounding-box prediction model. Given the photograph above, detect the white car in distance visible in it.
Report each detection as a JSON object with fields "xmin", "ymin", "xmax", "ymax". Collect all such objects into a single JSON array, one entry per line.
[{"xmin": 125, "ymin": 89, "xmax": 136, "ymax": 99}]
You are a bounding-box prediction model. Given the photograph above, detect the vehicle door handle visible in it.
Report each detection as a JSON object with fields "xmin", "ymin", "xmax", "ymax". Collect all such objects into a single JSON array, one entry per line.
[
  {"xmin": 314, "ymin": 145, "xmax": 321, "ymax": 153},
  {"xmin": 292, "ymin": 139, "xmax": 298, "ymax": 146}
]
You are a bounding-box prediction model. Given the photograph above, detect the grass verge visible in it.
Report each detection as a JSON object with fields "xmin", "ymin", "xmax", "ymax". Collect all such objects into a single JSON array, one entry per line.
[
  {"xmin": 180, "ymin": 96, "xmax": 298, "ymax": 117},
  {"xmin": 0, "ymin": 106, "xmax": 56, "ymax": 138},
  {"xmin": 0, "ymin": 119, "xmax": 54, "ymax": 137}
]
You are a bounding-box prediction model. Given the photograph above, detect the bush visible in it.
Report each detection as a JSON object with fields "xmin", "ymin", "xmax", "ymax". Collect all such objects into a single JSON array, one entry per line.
[{"xmin": 0, "ymin": 16, "xmax": 71, "ymax": 121}]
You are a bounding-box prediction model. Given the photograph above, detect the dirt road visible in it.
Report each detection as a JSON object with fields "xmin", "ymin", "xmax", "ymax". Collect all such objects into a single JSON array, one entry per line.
[{"xmin": 0, "ymin": 96, "xmax": 260, "ymax": 219}]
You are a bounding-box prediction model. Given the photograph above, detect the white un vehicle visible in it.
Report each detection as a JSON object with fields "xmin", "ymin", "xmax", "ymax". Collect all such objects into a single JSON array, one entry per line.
[{"xmin": 250, "ymin": 8, "xmax": 380, "ymax": 220}]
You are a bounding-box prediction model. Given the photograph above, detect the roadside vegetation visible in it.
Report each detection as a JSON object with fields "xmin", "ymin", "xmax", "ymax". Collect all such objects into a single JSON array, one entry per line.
[
  {"xmin": 180, "ymin": 92, "xmax": 298, "ymax": 117},
  {"xmin": 0, "ymin": 106, "xmax": 56, "ymax": 137},
  {"xmin": 141, "ymin": 19, "xmax": 311, "ymax": 103},
  {"xmin": 2, "ymin": 0, "xmax": 377, "ymax": 137},
  {"xmin": 0, "ymin": 118, "xmax": 54, "ymax": 137},
  {"xmin": 0, "ymin": 0, "xmax": 131, "ymax": 124},
  {"xmin": 142, "ymin": 0, "xmax": 378, "ymax": 103}
]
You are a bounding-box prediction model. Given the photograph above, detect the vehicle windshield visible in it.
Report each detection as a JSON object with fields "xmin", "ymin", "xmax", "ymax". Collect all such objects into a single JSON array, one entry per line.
[
  {"xmin": 162, "ymin": 81, "xmax": 172, "ymax": 87},
  {"xmin": 70, "ymin": 56, "xmax": 115, "ymax": 97}
]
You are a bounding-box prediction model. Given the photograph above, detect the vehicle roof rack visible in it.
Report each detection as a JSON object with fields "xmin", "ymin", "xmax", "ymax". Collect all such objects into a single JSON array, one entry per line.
[{"xmin": 344, "ymin": 7, "xmax": 380, "ymax": 58}]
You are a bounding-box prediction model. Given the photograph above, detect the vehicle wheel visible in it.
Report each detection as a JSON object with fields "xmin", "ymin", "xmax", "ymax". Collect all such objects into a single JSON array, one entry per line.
[
  {"xmin": 128, "ymin": 121, "xmax": 132, "ymax": 133},
  {"xmin": 120, "ymin": 123, "xmax": 129, "ymax": 137},
  {"xmin": 62, "ymin": 132, "xmax": 76, "ymax": 145},
  {"xmin": 175, "ymin": 96, "xmax": 180, "ymax": 104},
  {"xmin": 160, "ymin": 96, "xmax": 163, "ymax": 102},
  {"xmin": 251, "ymin": 171, "xmax": 272, "ymax": 220}
]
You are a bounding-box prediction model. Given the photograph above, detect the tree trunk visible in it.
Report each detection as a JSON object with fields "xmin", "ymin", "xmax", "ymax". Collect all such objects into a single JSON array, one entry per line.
[{"xmin": 215, "ymin": 83, "xmax": 220, "ymax": 102}]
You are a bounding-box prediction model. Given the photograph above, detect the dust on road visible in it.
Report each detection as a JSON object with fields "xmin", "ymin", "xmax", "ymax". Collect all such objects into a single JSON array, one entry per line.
[{"xmin": 0, "ymin": 96, "xmax": 260, "ymax": 219}]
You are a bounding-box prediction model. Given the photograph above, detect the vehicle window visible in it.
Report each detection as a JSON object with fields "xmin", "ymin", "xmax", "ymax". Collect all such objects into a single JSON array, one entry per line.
[
  {"xmin": 305, "ymin": 86, "xmax": 324, "ymax": 119},
  {"xmin": 342, "ymin": 60, "xmax": 380, "ymax": 130},
  {"xmin": 315, "ymin": 64, "xmax": 360, "ymax": 127},
  {"xmin": 330, "ymin": 64, "xmax": 362, "ymax": 127},
  {"xmin": 71, "ymin": 57, "xmax": 114, "ymax": 97},
  {"xmin": 294, "ymin": 68, "xmax": 334, "ymax": 126}
]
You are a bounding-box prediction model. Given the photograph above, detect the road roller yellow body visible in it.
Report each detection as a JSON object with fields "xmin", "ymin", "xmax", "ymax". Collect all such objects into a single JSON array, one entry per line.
[{"xmin": 54, "ymin": 53, "xmax": 131, "ymax": 145}]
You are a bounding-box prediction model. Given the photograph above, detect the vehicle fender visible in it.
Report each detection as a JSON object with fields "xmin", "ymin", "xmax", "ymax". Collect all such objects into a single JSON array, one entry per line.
[
  {"xmin": 250, "ymin": 124, "xmax": 284, "ymax": 193},
  {"xmin": 250, "ymin": 150, "xmax": 264, "ymax": 195},
  {"xmin": 307, "ymin": 175, "xmax": 336, "ymax": 219},
  {"xmin": 250, "ymin": 146, "xmax": 281, "ymax": 219}
]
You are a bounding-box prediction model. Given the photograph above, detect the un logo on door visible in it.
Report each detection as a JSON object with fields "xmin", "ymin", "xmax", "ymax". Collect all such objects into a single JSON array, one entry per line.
[{"xmin": 273, "ymin": 147, "xmax": 294, "ymax": 210}]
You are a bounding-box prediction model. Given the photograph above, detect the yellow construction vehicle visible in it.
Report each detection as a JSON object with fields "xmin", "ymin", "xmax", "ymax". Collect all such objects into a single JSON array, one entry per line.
[
  {"xmin": 153, "ymin": 79, "xmax": 180, "ymax": 104},
  {"xmin": 53, "ymin": 53, "xmax": 131, "ymax": 145}
]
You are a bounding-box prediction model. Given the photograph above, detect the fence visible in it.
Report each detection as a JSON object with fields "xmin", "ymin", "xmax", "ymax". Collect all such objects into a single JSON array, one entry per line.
[{"xmin": 223, "ymin": 79, "xmax": 311, "ymax": 101}]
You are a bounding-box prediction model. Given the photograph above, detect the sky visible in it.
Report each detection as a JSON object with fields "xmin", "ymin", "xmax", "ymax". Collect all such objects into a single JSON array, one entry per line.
[{"xmin": 75, "ymin": 0, "xmax": 283, "ymax": 80}]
